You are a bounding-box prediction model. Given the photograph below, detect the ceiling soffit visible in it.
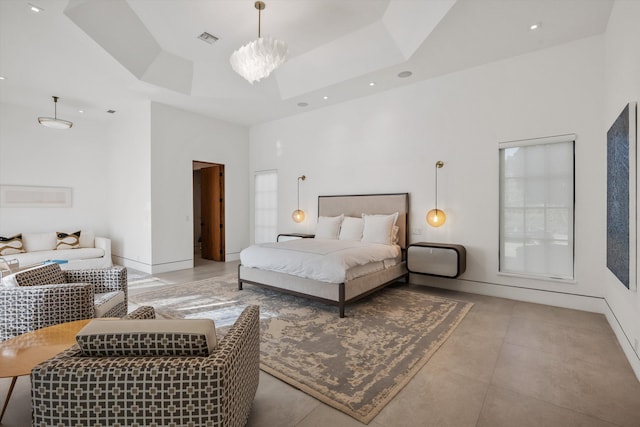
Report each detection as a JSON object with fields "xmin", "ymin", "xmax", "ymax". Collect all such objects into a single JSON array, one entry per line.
[
  {"xmin": 63, "ymin": 0, "xmax": 455, "ymax": 100},
  {"xmin": 65, "ymin": 0, "xmax": 193, "ymax": 95}
]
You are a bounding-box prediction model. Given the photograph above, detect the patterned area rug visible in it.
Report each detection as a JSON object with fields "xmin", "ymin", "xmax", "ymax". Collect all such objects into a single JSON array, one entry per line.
[{"xmin": 129, "ymin": 273, "xmax": 473, "ymax": 424}]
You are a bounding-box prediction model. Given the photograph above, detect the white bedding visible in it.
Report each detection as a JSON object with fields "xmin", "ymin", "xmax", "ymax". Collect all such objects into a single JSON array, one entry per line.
[{"xmin": 240, "ymin": 238, "xmax": 401, "ymax": 283}]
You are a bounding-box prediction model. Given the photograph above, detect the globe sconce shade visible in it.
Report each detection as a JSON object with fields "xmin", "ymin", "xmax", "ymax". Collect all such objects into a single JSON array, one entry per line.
[
  {"xmin": 426, "ymin": 209, "xmax": 446, "ymax": 227},
  {"xmin": 426, "ymin": 160, "xmax": 446, "ymax": 227},
  {"xmin": 292, "ymin": 209, "xmax": 305, "ymax": 223},
  {"xmin": 291, "ymin": 175, "xmax": 306, "ymax": 223}
]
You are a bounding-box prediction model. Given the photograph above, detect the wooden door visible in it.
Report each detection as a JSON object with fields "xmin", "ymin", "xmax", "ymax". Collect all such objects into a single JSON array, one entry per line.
[{"xmin": 200, "ymin": 165, "xmax": 225, "ymax": 261}]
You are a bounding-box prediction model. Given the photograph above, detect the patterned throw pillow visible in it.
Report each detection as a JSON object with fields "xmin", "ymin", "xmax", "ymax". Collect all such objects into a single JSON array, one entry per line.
[
  {"xmin": 13, "ymin": 263, "xmax": 66, "ymax": 286},
  {"xmin": 0, "ymin": 234, "xmax": 25, "ymax": 255},
  {"xmin": 56, "ymin": 231, "xmax": 81, "ymax": 249}
]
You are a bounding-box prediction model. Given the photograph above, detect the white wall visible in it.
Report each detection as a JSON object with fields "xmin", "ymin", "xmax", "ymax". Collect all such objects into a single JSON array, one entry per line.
[
  {"xmin": 107, "ymin": 101, "xmax": 153, "ymax": 273},
  {"xmin": 603, "ymin": 0, "xmax": 640, "ymax": 378},
  {"xmin": 150, "ymin": 102, "xmax": 249, "ymax": 273},
  {"xmin": 250, "ymin": 35, "xmax": 604, "ymax": 305},
  {"xmin": 0, "ymin": 102, "xmax": 110, "ymax": 236},
  {"xmin": 0, "ymin": 100, "xmax": 250, "ymax": 275}
]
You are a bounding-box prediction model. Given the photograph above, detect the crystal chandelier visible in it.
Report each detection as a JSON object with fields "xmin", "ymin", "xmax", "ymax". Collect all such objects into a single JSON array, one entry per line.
[{"xmin": 230, "ymin": 1, "xmax": 287, "ymax": 84}]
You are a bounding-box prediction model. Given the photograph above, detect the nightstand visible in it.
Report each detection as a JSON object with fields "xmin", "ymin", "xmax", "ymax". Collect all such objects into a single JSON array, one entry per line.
[
  {"xmin": 407, "ymin": 242, "xmax": 466, "ymax": 278},
  {"xmin": 277, "ymin": 233, "xmax": 315, "ymax": 242}
]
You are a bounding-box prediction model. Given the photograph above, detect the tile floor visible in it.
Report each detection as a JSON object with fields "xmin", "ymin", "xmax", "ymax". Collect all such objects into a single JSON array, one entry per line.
[{"xmin": 2, "ymin": 258, "xmax": 640, "ymax": 427}]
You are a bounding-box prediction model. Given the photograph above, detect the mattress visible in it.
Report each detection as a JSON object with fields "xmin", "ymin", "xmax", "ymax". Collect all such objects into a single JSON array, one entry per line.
[{"xmin": 240, "ymin": 238, "xmax": 401, "ymax": 283}]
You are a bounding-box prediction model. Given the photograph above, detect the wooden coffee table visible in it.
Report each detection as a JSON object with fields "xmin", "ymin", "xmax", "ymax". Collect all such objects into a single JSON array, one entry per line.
[{"xmin": 0, "ymin": 319, "xmax": 92, "ymax": 422}]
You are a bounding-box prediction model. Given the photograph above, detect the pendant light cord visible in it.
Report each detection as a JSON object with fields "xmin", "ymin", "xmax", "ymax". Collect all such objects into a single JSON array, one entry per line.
[
  {"xmin": 434, "ymin": 163, "xmax": 438, "ymax": 214},
  {"xmin": 297, "ymin": 177, "xmax": 300, "ymax": 211},
  {"xmin": 254, "ymin": 1, "xmax": 266, "ymax": 38},
  {"xmin": 296, "ymin": 175, "xmax": 305, "ymax": 211}
]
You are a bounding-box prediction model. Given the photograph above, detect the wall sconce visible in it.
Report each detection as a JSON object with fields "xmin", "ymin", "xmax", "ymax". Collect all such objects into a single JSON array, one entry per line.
[
  {"xmin": 292, "ymin": 175, "xmax": 306, "ymax": 223},
  {"xmin": 426, "ymin": 161, "xmax": 446, "ymax": 227}
]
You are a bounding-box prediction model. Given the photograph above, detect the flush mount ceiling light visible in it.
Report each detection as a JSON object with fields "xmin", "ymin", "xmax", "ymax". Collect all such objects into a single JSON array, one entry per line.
[
  {"xmin": 38, "ymin": 96, "xmax": 73, "ymax": 129},
  {"xmin": 230, "ymin": 1, "xmax": 288, "ymax": 84}
]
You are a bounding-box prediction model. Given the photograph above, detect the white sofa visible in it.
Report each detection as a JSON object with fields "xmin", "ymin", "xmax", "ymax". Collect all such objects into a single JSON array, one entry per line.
[{"xmin": 0, "ymin": 231, "xmax": 112, "ymax": 271}]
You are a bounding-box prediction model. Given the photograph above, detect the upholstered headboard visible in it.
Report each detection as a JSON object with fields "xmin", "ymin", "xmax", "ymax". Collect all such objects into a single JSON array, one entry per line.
[{"xmin": 317, "ymin": 193, "xmax": 410, "ymax": 249}]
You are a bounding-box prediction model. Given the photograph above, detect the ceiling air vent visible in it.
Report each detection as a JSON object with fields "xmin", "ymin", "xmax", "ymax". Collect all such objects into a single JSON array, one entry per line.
[{"xmin": 198, "ymin": 32, "xmax": 219, "ymax": 45}]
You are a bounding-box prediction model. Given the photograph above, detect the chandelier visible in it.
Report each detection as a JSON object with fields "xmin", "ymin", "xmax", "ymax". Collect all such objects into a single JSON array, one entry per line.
[{"xmin": 230, "ymin": 1, "xmax": 287, "ymax": 84}]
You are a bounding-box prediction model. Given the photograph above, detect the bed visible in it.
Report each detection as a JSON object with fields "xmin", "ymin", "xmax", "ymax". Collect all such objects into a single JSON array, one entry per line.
[{"xmin": 238, "ymin": 193, "xmax": 409, "ymax": 317}]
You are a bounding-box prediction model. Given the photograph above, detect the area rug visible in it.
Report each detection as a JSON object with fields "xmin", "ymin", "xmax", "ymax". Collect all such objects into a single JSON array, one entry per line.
[{"xmin": 129, "ymin": 273, "xmax": 473, "ymax": 424}]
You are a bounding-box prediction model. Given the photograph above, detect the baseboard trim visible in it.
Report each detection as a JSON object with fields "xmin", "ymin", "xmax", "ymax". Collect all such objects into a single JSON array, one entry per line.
[
  {"xmin": 151, "ymin": 259, "xmax": 193, "ymax": 274},
  {"xmin": 411, "ymin": 274, "xmax": 640, "ymax": 381},
  {"xmin": 602, "ymin": 299, "xmax": 640, "ymax": 380},
  {"xmin": 226, "ymin": 252, "xmax": 240, "ymax": 262},
  {"xmin": 411, "ymin": 274, "xmax": 603, "ymax": 312},
  {"xmin": 112, "ymin": 256, "xmax": 152, "ymax": 274},
  {"xmin": 112, "ymin": 256, "xmax": 194, "ymax": 274}
]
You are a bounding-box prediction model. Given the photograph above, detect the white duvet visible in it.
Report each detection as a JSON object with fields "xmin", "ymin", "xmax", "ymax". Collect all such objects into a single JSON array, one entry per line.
[{"xmin": 240, "ymin": 238, "xmax": 401, "ymax": 283}]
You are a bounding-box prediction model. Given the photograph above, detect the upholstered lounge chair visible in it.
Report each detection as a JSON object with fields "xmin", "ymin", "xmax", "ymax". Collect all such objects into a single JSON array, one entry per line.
[
  {"xmin": 0, "ymin": 263, "xmax": 127, "ymax": 341},
  {"xmin": 31, "ymin": 305, "xmax": 260, "ymax": 427}
]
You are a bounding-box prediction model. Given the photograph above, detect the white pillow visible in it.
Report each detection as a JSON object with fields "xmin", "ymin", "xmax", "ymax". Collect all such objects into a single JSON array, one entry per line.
[
  {"xmin": 339, "ymin": 217, "xmax": 364, "ymax": 241},
  {"xmin": 79, "ymin": 230, "xmax": 95, "ymax": 248},
  {"xmin": 392, "ymin": 225, "xmax": 400, "ymax": 244},
  {"xmin": 22, "ymin": 232, "xmax": 57, "ymax": 252},
  {"xmin": 314, "ymin": 215, "xmax": 344, "ymax": 240},
  {"xmin": 362, "ymin": 213, "xmax": 399, "ymax": 245}
]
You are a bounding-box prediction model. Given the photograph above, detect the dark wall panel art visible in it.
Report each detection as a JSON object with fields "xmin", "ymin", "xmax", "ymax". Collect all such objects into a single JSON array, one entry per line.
[{"xmin": 607, "ymin": 102, "xmax": 637, "ymax": 290}]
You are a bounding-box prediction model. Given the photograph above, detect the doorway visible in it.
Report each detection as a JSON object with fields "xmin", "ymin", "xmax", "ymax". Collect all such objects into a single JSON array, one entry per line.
[{"xmin": 193, "ymin": 161, "xmax": 225, "ymax": 261}]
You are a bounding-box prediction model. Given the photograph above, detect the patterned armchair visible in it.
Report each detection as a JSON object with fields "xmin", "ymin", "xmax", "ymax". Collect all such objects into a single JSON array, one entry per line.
[
  {"xmin": 0, "ymin": 263, "xmax": 127, "ymax": 341},
  {"xmin": 32, "ymin": 305, "xmax": 260, "ymax": 427}
]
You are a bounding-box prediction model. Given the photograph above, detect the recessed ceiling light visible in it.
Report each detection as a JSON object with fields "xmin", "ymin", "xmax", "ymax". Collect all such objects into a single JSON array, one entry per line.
[
  {"xmin": 398, "ymin": 71, "xmax": 412, "ymax": 78},
  {"xmin": 530, "ymin": 22, "xmax": 541, "ymax": 31},
  {"xmin": 297, "ymin": 102, "xmax": 308, "ymax": 107},
  {"xmin": 29, "ymin": 3, "xmax": 42, "ymax": 13},
  {"xmin": 107, "ymin": 109, "xmax": 116, "ymax": 114},
  {"xmin": 322, "ymin": 96, "xmax": 328, "ymax": 100},
  {"xmin": 78, "ymin": 110, "xmax": 84, "ymax": 114},
  {"xmin": 369, "ymin": 82, "xmax": 376, "ymax": 87},
  {"xmin": 0, "ymin": 76, "xmax": 5, "ymax": 80}
]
